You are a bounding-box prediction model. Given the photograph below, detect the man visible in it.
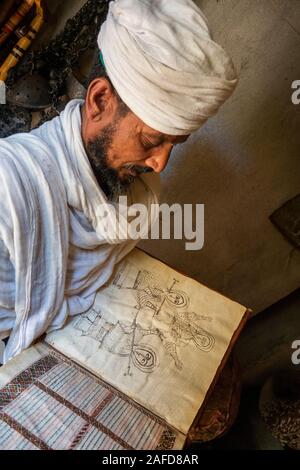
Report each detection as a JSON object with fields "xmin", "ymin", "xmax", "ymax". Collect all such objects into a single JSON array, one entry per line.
[{"xmin": 0, "ymin": 0, "xmax": 237, "ymax": 363}]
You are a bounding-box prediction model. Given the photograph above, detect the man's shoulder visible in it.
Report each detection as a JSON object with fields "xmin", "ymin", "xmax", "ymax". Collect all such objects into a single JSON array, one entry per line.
[
  {"xmin": 1, "ymin": 130, "xmax": 50, "ymax": 157},
  {"xmin": 0, "ymin": 128, "xmax": 60, "ymax": 176},
  {"xmin": 0, "ymin": 129, "xmax": 65, "ymax": 210}
]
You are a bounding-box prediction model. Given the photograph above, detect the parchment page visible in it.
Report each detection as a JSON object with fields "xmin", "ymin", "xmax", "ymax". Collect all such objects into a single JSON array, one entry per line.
[{"xmin": 46, "ymin": 249, "xmax": 247, "ymax": 435}]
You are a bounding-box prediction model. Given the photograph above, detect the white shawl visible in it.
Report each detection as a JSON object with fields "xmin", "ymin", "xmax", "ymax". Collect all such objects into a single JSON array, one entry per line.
[{"xmin": 0, "ymin": 99, "xmax": 160, "ymax": 363}]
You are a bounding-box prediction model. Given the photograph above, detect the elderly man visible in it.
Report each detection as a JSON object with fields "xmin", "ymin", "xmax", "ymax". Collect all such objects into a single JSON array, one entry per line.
[{"xmin": 0, "ymin": 0, "xmax": 237, "ymax": 363}]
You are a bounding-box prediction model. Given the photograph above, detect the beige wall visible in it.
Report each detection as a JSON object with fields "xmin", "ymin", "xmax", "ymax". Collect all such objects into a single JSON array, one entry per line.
[{"xmin": 140, "ymin": 0, "xmax": 300, "ymax": 314}]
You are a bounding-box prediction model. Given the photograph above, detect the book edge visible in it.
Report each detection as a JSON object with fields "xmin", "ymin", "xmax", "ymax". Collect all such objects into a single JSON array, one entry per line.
[{"xmin": 185, "ymin": 307, "xmax": 251, "ymax": 444}]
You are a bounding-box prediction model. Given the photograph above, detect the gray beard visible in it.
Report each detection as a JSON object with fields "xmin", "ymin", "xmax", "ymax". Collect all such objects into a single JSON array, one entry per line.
[{"xmin": 86, "ymin": 124, "xmax": 153, "ymax": 201}]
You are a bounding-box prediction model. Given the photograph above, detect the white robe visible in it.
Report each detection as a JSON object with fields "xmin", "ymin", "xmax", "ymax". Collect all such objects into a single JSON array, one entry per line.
[{"xmin": 0, "ymin": 99, "xmax": 160, "ymax": 363}]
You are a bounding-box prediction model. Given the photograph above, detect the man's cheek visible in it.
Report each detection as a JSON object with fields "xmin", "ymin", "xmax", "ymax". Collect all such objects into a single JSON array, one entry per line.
[{"xmin": 106, "ymin": 148, "xmax": 122, "ymax": 167}]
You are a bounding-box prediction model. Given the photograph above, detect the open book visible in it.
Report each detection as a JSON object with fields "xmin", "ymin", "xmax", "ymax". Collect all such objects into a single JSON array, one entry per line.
[{"xmin": 0, "ymin": 249, "xmax": 249, "ymax": 450}]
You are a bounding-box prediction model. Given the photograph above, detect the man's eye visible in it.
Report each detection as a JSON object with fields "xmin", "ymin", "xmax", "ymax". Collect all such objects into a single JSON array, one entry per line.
[{"xmin": 141, "ymin": 138, "xmax": 160, "ymax": 150}]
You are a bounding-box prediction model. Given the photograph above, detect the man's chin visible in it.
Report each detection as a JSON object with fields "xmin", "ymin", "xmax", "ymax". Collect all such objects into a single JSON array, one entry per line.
[{"xmin": 105, "ymin": 174, "xmax": 136, "ymax": 201}]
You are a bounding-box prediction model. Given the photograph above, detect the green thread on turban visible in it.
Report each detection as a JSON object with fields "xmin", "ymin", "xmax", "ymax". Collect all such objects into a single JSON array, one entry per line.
[{"xmin": 99, "ymin": 51, "xmax": 106, "ymax": 68}]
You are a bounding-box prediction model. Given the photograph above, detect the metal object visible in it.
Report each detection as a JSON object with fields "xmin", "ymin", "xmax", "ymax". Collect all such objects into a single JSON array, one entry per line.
[
  {"xmin": 6, "ymin": 0, "xmax": 109, "ymax": 108},
  {"xmin": 0, "ymin": 0, "xmax": 34, "ymax": 47},
  {"xmin": 71, "ymin": 47, "xmax": 98, "ymax": 88},
  {"xmin": 0, "ymin": 0, "xmax": 44, "ymax": 82},
  {"xmin": 259, "ymin": 370, "xmax": 300, "ymax": 450},
  {"xmin": 0, "ymin": 1, "xmax": 109, "ymax": 135},
  {"xmin": 6, "ymin": 72, "xmax": 51, "ymax": 108},
  {"xmin": 0, "ymin": 104, "xmax": 31, "ymax": 137},
  {"xmin": 0, "ymin": 0, "xmax": 16, "ymax": 28}
]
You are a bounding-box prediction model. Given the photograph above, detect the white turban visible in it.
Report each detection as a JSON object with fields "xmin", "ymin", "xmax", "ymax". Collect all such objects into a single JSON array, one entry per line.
[{"xmin": 98, "ymin": 0, "xmax": 238, "ymax": 135}]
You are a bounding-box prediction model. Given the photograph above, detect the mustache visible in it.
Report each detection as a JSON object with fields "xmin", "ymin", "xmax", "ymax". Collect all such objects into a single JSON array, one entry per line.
[{"xmin": 122, "ymin": 164, "xmax": 154, "ymax": 175}]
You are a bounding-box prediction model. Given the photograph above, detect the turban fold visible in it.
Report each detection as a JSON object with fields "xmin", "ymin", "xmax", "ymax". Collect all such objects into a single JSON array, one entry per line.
[{"xmin": 98, "ymin": 0, "xmax": 238, "ymax": 135}]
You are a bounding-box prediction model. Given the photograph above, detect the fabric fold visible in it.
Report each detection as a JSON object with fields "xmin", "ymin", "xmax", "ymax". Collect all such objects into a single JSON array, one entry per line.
[{"xmin": 0, "ymin": 99, "xmax": 160, "ymax": 363}]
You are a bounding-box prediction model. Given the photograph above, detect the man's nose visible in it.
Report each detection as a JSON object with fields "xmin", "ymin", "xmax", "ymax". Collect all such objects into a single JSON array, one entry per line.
[{"xmin": 145, "ymin": 145, "xmax": 173, "ymax": 174}]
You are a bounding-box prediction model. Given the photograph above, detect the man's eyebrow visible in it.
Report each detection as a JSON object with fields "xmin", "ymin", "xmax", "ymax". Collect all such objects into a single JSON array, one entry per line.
[
  {"xmin": 143, "ymin": 132, "xmax": 190, "ymax": 145},
  {"xmin": 142, "ymin": 133, "xmax": 164, "ymax": 145}
]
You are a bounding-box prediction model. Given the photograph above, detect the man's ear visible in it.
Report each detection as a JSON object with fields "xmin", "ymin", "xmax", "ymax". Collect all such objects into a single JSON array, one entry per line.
[{"xmin": 85, "ymin": 78, "xmax": 117, "ymax": 123}]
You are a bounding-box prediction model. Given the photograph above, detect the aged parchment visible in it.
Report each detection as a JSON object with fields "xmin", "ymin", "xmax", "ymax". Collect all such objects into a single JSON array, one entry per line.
[{"xmin": 46, "ymin": 249, "xmax": 247, "ymax": 435}]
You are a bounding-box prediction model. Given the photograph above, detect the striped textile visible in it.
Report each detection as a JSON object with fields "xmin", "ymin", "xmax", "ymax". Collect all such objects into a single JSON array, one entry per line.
[{"xmin": 0, "ymin": 345, "xmax": 178, "ymax": 450}]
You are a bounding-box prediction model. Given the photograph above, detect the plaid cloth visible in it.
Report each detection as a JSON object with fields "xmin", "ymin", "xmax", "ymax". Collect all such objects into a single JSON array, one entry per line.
[{"xmin": 0, "ymin": 343, "xmax": 182, "ymax": 450}]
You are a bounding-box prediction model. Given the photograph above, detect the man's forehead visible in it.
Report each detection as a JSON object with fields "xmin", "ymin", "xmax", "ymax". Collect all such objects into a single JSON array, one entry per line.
[{"xmin": 130, "ymin": 112, "xmax": 190, "ymax": 144}]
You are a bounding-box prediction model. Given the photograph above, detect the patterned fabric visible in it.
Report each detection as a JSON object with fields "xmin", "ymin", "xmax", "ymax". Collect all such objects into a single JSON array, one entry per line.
[{"xmin": 0, "ymin": 346, "xmax": 178, "ymax": 450}]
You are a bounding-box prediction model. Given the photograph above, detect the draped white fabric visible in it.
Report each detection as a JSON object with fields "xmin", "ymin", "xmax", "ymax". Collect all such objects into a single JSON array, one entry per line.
[
  {"xmin": 98, "ymin": 0, "xmax": 238, "ymax": 135},
  {"xmin": 0, "ymin": 99, "xmax": 160, "ymax": 363}
]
